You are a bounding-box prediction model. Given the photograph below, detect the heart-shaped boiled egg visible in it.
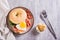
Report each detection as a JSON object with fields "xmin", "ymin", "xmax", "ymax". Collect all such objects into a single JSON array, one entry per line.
[{"xmin": 16, "ymin": 22, "xmax": 26, "ymax": 31}]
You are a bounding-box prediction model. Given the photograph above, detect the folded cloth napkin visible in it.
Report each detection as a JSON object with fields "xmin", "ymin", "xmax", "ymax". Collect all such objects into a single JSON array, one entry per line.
[{"xmin": 0, "ymin": 0, "xmax": 16, "ymax": 40}]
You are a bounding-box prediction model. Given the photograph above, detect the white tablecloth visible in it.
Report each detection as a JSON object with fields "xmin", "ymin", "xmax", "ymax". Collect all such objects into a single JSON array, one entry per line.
[{"xmin": 1, "ymin": 0, "xmax": 60, "ymax": 40}]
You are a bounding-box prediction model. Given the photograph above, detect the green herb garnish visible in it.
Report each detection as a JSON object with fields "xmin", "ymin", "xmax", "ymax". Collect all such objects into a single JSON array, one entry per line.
[{"xmin": 9, "ymin": 20, "xmax": 16, "ymax": 26}]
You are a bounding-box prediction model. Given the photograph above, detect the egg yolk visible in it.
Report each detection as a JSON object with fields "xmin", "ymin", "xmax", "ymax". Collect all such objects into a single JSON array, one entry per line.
[{"xmin": 20, "ymin": 22, "xmax": 26, "ymax": 29}]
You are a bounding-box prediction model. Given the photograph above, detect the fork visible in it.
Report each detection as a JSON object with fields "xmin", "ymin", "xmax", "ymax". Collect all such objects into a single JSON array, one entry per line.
[{"xmin": 40, "ymin": 10, "xmax": 57, "ymax": 39}]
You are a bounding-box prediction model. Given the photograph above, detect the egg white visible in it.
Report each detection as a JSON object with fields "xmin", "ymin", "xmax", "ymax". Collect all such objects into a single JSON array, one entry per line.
[{"xmin": 16, "ymin": 24, "xmax": 26, "ymax": 31}]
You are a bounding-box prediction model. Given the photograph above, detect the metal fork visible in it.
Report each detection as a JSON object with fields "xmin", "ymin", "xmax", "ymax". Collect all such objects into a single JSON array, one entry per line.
[{"xmin": 40, "ymin": 10, "xmax": 57, "ymax": 39}]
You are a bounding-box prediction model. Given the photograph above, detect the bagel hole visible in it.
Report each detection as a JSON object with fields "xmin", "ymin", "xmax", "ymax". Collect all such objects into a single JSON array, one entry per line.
[{"xmin": 16, "ymin": 13, "xmax": 18, "ymax": 16}]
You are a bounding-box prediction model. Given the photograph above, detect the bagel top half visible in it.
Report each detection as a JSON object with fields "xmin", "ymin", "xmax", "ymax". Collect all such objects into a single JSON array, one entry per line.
[{"xmin": 9, "ymin": 8, "xmax": 27, "ymax": 24}]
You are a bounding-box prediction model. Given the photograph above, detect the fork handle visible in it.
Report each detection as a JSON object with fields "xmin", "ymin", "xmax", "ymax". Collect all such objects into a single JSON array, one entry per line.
[{"xmin": 43, "ymin": 18, "xmax": 57, "ymax": 39}]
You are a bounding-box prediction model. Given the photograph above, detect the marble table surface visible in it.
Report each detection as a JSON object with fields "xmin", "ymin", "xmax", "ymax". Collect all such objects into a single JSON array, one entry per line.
[{"xmin": 8, "ymin": 0, "xmax": 60, "ymax": 40}]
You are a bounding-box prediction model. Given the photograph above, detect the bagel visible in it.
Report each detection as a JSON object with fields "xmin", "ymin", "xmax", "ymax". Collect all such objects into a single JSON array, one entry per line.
[{"xmin": 9, "ymin": 8, "xmax": 27, "ymax": 24}]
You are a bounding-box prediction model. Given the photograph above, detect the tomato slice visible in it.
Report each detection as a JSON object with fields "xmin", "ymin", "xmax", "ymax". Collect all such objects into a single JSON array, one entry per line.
[
  {"xmin": 13, "ymin": 27, "xmax": 18, "ymax": 33},
  {"xmin": 25, "ymin": 18, "xmax": 31, "ymax": 28},
  {"xmin": 26, "ymin": 10, "xmax": 33, "ymax": 19}
]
